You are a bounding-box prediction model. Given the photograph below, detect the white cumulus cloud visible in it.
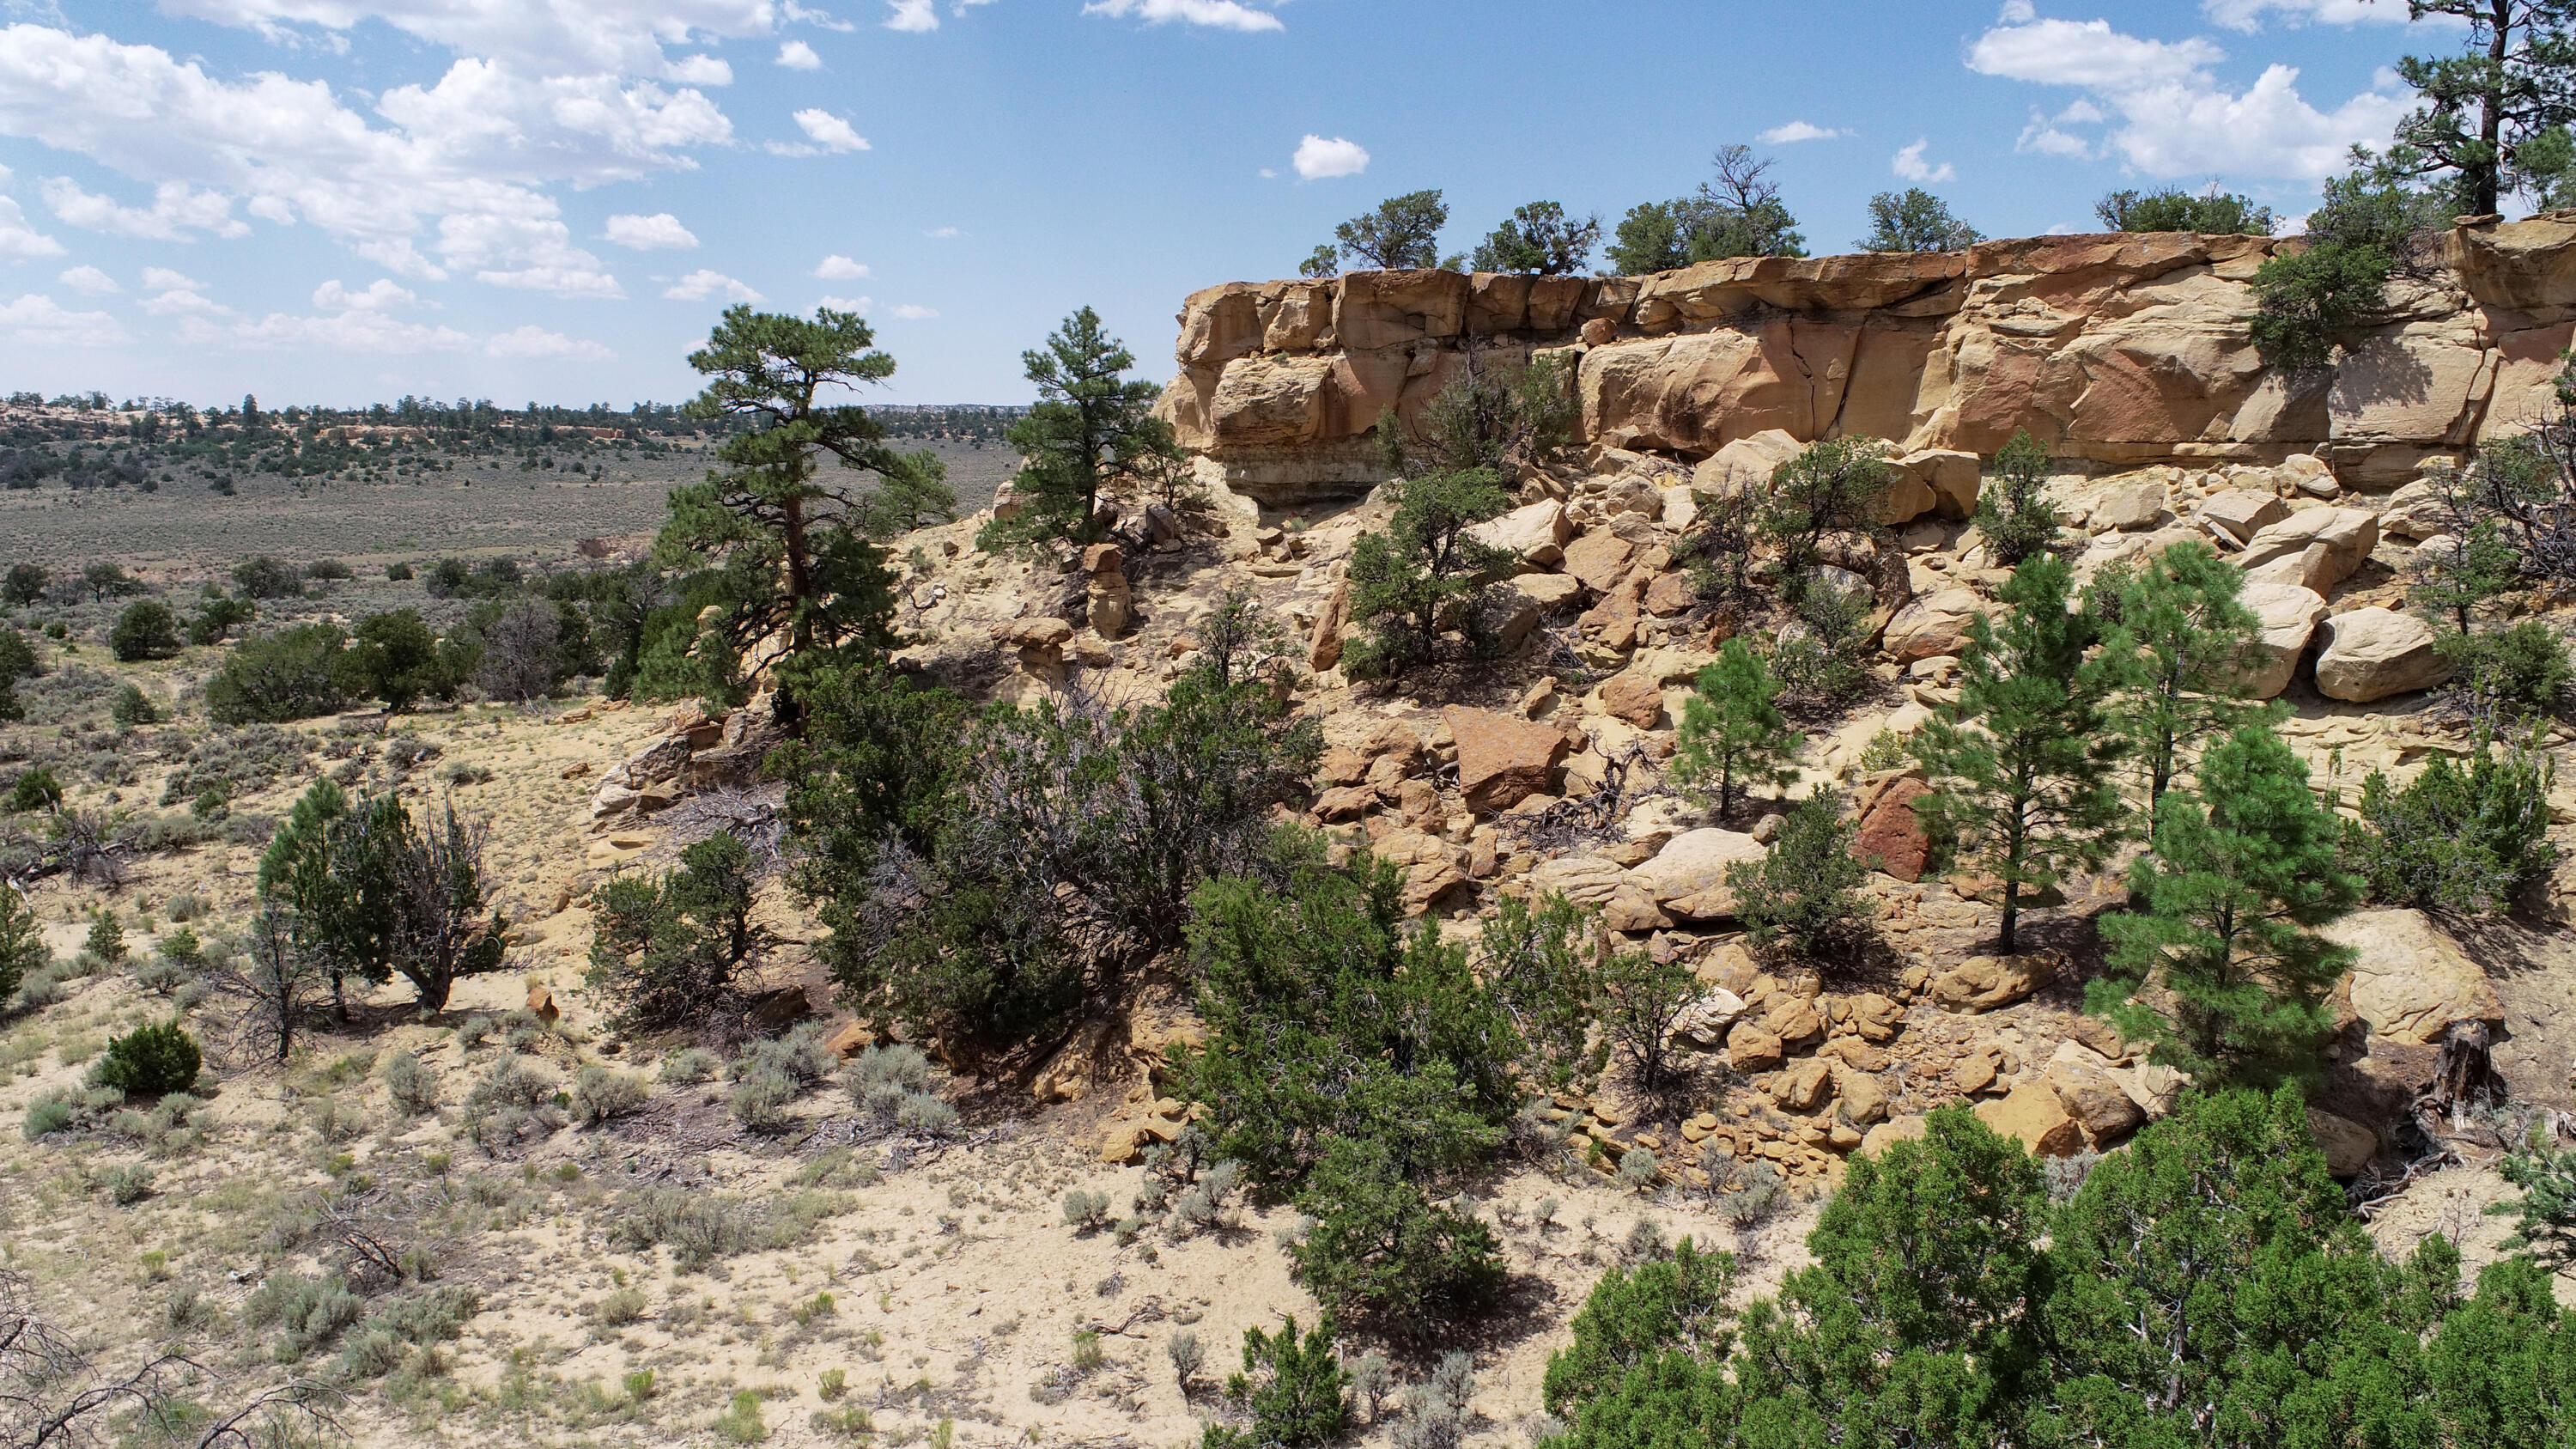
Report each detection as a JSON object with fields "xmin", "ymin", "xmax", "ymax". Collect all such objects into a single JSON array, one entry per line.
[
  {"xmin": 815, "ymin": 253, "xmax": 871, "ymax": 279},
  {"xmin": 817, "ymin": 293, "xmax": 872, "ymax": 313},
  {"xmin": 189, "ymin": 308, "xmax": 472, "ymax": 352},
  {"xmin": 778, "ymin": 39, "xmax": 823, "ymax": 68},
  {"xmin": 1967, "ymin": 13, "xmax": 2409, "ymax": 181},
  {"xmin": 1757, "ymin": 120, "xmax": 1844, "ymax": 144},
  {"xmin": 1291, "ymin": 134, "xmax": 1369, "ymax": 180},
  {"xmin": 0, "ymin": 292, "xmax": 124, "ymax": 346},
  {"xmin": 884, "ymin": 0, "xmax": 939, "ymax": 31},
  {"xmin": 790, "ymin": 108, "xmax": 870, "ymax": 153},
  {"xmin": 56, "ymin": 264, "xmax": 117, "ymax": 294},
  {"xmin": 890, "ymin": 302, "xmax": 937, "ymax": 320},
  {"xmin": 141, "ymin": 265, "xmax": 204, "ymax": 293},
  {"xmin": 663, "ymin": 268, "xmax": 763, "ymax": 301},
  {"xmin": 1891, "ymin": 138, "xmax": 1955, "ymax": 184},
  {"xmin": 0, "ymin": 194, "xmax": 61, "ymax": 258},
  {"xmin": 603, "ymin": 212, "xmax": 700, "ymax": 249},
  {"xmin": 2202, "ymin": 0, "xmax": 2441, "ymax": 29},
  {"xmin": 1084, "ymin": 0, "xmax": 1283, "ymax": 31},
  {"xmin": 150, "ymin": 1, "xmax": 781, "ymax": 82},
  {"xmin": 486, "ymin": 324, "xmax": 613, "ymax": 360},
  {"xmin": 0, "ymin": 21, "xmax": 713, "ymax": 296},
  {"xmin": 313, "ymin": 277, "xmax": 420, "ymax": 311},
  {"xmin": 40, "ymin": 177, "xmax": 246, "ymax": 240}
]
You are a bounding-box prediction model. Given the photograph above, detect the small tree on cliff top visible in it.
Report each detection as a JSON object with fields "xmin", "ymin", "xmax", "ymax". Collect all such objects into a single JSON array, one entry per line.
[{"xmin": 981, "ymin": 306, "xmax": 1175, "ymax": 550}]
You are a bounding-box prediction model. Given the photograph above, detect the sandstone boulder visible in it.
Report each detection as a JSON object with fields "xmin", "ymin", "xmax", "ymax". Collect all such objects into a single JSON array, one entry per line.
[
  {"xmin": 1932, "ymin": 954, "xmax": 2058, "ymax": 1014},
  {"xmin": 2314, "ymin": 608, "xmax": 2451, "ymax": 702},
  {"xmin": 1530, "ymin": 854, "xmax": 1626, "ymax": 905},
  {"xmin": 2098, "ymin": 479, "xmax": 2167, "ymax": 533},
  {"xmin": 1629, "ymin": 829, "xmax": 1768, "ymax": 919},
  {"xmin": 1853, "ymin": 776, "xmax": 1933, "ymax": 881},
  {"xmin": 1308, "ymin": 580, "xmax": 1350, "ymax": 673},
  {"xmin": 1836, "ymin": 1068, "xmax": 1890, "ymax": 1126},
  {"xmin": 1728, "ymin": 1019, "xmax": 1785, "ymax": 1072},
  {"xmin": 2376, "ymin": 478, "xmax": 2449, "ymax": 540},
  {"xmin": 1771, "ymin": 1057, "xmax": 1835, "ymax": 1112},
  {"xmin": 1468, "ymin": 500, "xmax": 1574, "ymax": 567},
  {"xmin": 2236, "ymin": 580, "xmax": 2329, "ymax": 699},
  {"xmin": 1976, "ymin": 1083, "xmax": 2087, "ymax": 1157},
  {"xmin": 1858, "ymin": 1114, "xmax": 1929, "ymax": 1157},
  {"xmin": 1446, "ymin": 707, "xmax": 1571, "ymax": 813},
  {"xmin": 2201, "ymin": 490, "xmax": 2290, "ymax": 545},
  {"xmin": 2044, "ymin": 1052, "xmax": 2147, "ymax": 1147},
  {"xmin": 1669, "ymin": 989, "xmax": 1748, "ymax": 1051},
  {"xmin": 1883, "ymin": 588, "xmax": 1988, "ymax": 664},
  {"xmin": 1898, "ymin": 448, "xmax": 1982, "ymax": 520},
  {"xmin": 1562, "ymin": 529, "xmax": 1637, "ymax": 593},
  {"xmin": 2306, "ymin": 1108, "xmax": 2379, "ymax": 1178},
  {"xmin": 2236, "ymin": 507, "xmax": 2379, "ymax": 588},
  {"xmin": 1690, "ymin": 428, "xmax": 1802, "ymax": 495},
  {"xmin": 2329, "ymin": 909, "xmax": 2505, "ymax": 1044},
  {"xmin": 1601, "ymin": 671, "xmax": 1667, "ymax": 727}
]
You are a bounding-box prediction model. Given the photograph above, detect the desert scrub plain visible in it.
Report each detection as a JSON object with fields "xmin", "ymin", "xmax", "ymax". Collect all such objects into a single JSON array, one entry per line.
[{"xmin": 0, "ymin": 525, "xmax": 1781, "ymax": 1449}]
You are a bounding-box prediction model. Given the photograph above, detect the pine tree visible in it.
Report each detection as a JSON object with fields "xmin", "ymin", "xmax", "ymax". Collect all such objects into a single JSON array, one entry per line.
[
  {"xmin": 1975, "ymin": 429, "xmax": 2060, "ymax": 567},
  {"xmin": 2094, "ymin": 540, "xmax": 2275, "ymax": 822},
  {"xmin": 2092, "ymin": 726, "xmax": 2360, "ymax": 1083},
  {"xmin": 1670, "ymin": 639, "xmax": 1800, "ymax": 817},
  {"xmin": 659, "ymin": 305, "xmax": 945, "ymax": 729},
  {"xmin": 984, "ymin": 307, "xmax": 1170, "ymax": 548},
  {"xmin": 1913, "ymin": 556, "xmax": 2129, "ymax": 954}
]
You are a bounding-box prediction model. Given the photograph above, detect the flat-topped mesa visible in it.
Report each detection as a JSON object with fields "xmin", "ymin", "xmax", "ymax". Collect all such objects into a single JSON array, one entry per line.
[{"xmin": 1157, "ymin": 217, "xmax": 2576, "ymax": 509}]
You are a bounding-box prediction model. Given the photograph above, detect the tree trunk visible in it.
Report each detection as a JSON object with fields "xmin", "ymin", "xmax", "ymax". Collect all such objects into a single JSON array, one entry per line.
[{"xmin": 2478, "ymin": 0, "xmax": 2510, "ymax": 216}]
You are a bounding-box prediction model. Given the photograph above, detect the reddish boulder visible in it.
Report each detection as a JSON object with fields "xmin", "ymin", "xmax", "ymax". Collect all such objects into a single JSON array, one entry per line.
[
  {"xmin": 1854, "ymin": 776, "xmax": 1932, "ymax": 882},
  {"xmin": 1444, "ymin": 707, "xmax": 1571, "ymax": 813}
]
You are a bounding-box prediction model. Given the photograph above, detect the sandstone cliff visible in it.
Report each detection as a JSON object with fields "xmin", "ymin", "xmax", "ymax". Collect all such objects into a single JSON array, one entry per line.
[{"xmin": 1161, "ymin": 215, "xmax": 2576, "ymax": 505}]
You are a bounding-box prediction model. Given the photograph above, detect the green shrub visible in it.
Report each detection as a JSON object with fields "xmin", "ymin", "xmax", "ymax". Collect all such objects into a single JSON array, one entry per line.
[
  {"xmin": 1975, "ymin": 429, "xmax": 2061, "ymax": 567},
  {"xmin": 233, "ymin": 556, "xmax": 304, "ymax": 600},
  {"xmin": 104, "ymin": 1162, "xmax": 155, "ymax": 1204},
  {"xmin": 1064, "ymin": 1190, "xmax": 1112, "ymax": 1231},
  {"xmin": 1726, "ymin": 794, "xmax": 1869, "ymax": 957},
  {"xmin": 718, "ymin": 1390, "xmax": 767, "ymax": 1444},
  {"xmin": 2250, "ymin": 239, "xmax": 2392, "ymax": 374},
  {"xmin": 386, "ymin": 562, "xmax": 415, "ymax": 581},
  {"xmin": 461, "ymin": 1056, "xmax": 563, "ymax": 1148},
  {"xmin": 0, "ymin": 878, "xmax": 45, "ymax": 1003},
  {"xmin": 1207, "ymin": 1315, "xmax": 1349, "ymax": 1449},
  {"xmin": 7, "ymin": 765, "xmax": 61, "ymax": 813},
  {"xmin": 88, "ymin": 1023, "xmax": 201, "ymax": 1096},
  {"xmin": 793, "ymin": 655, "xmax": 1316, "ymax": 1056},
  {"xmin": 729, "ymin": 1068, "xmax": 799, "ymax": 1131},
  {"xmin": 384, "ymin": 1051, "xmax": 440, "ymax": 1116},
  {"xmin": 1341, "ymin": 466, "xmax": 1516, "ymax": 681},
  {"xmin": 23, "ymin": 1092, "xmax": 77, "ymax": 1138},
  {"xmin": 333, "ymin": 608, "xmax": 475, "ymax": 713},
  {"xmin": 109, "ymin": 600, "xmax": 183, "ymax": 662},
  {"xmin": 571, "ymin": 1066, "xmax": 649, "ymax": 1125},
  {"xmin": 612, "ymin": 1187, "xmax": 753, "ymax": 1269},
  {"xmin": 84, "ymin": 911, "xmax": 127, "ymax": 964},
  {"xmin": 2439, "ymin": 618, "xmax": 2573, "ymax": 715},
  {"xmin": 657, "ymin": 1047, "xmax": 718, "ymax": 1084},
  {"xmin": 207, "ymin": 624, "xmax": 349, "ymax": 724},
  {"xmin": 586, "ymin": 831, "xmax": 762, "ymax": 1034},
  {"xmin": 245, "ymin": 1271, "xmax": 364, "ymax": 1361},
  {"xmin": 111, "ymin": 683, "xmax": 161, "ymax": 727},
  {"xmin": 1290, "ymin": 1136, "xmax": 1503, "ymax": 1332},
  {"xmin": 2347, "ymin": 733, "xmax": 2558, "ymax": 916}
]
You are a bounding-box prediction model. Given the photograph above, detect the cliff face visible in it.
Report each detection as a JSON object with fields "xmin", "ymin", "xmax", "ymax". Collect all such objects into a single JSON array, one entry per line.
[{"xmin": 1159, "ymin": 216, "xmax": 2576, "ymax": 506}]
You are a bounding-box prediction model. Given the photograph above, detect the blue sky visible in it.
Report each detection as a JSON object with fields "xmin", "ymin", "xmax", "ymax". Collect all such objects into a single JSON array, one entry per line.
[{"xmin": 0, "ymin": 0, "xmax": 2476, "ymax": 408}]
